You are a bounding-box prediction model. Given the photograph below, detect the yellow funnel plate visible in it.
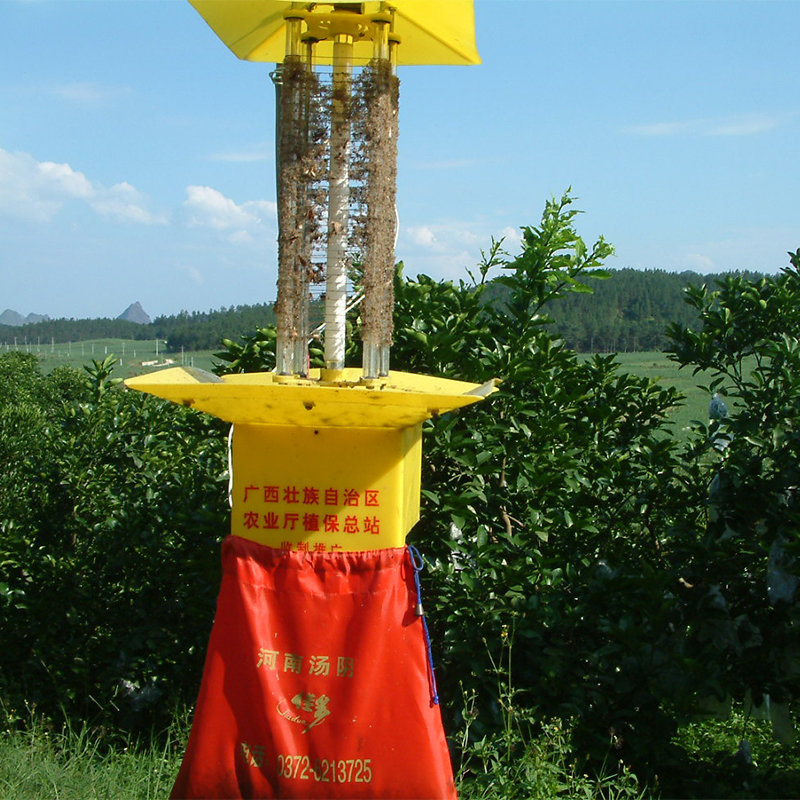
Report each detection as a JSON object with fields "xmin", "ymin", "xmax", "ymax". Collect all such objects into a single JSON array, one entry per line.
[
  {"xmin": 187, "ymin": 0, "xmax": 481, "ymax": 66},
  {"xmin": 125, "ymin": 367, "xmax": 495, "ymax": 428}
]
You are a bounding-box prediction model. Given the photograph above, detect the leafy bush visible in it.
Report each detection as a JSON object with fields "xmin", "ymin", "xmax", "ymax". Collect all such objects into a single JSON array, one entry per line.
[
  {"xmin": 666, "ymin": 252, "xmax": 800, "ymax": 717},
  {"xmin": 0, "ymin": 355, "xmax": 228, "ymax": 734},
  {"xmin": 392, "ymin": 197, "xmax": 709, "ymax": 776}
]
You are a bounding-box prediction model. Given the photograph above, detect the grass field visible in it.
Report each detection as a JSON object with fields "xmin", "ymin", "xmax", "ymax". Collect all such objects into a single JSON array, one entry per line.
[
  {"xmin": 0, "ymin": 339, "xmax": 218, "ymax": 380},
  {"xmin": 604, "ymin": 351, "xmax": 715, "ymax": 435}
]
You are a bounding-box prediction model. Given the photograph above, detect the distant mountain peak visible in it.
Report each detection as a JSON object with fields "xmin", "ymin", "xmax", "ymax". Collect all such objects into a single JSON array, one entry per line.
[
  {"xmin": 0, "ymin": 309, "xmax": 25, "ymax": 327},
  {"xmin": 0, "ymin": 309, "xmax": 50, "ymax": 326},
  {"xmin": 117, "ymin": 302, "xmax": 152, "ymax": 325}
]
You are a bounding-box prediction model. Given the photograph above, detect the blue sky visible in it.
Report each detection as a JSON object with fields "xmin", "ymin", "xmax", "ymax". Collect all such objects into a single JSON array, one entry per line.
[{"xmin": 1, "ymin": 0, "xmax": 798, "ymax": 320}]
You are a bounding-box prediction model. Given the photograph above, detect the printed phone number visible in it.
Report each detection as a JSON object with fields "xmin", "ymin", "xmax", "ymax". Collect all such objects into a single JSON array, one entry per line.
[{"xmin": 277, "ymin": 754, "xmax": 372, "ymax": 784}]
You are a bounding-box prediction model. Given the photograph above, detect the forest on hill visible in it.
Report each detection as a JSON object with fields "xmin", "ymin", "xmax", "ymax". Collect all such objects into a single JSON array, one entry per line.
[
  {"xmin": 545, "ymin": 267, "xmax": 765, "ymax": 351},
  {"xmin": 0, "ymin": 268, "xmax": 765, "ymax": 354}
]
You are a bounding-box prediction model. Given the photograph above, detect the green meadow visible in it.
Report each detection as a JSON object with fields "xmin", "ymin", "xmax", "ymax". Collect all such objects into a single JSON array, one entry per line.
[{"xmin": 0, "ymin": 339, "xmax": 217, "ymax": 381}]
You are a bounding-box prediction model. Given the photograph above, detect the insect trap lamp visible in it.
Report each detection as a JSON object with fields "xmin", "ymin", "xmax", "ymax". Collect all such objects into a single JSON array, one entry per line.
[{"xmin": 124, "ymin": 4, "xmax": 494, "ymax": 799}]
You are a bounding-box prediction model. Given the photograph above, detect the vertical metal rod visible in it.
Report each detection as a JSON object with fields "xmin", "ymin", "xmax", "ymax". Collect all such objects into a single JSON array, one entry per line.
[
  {"xmin": 323, "ymin": 35, "xmax": 353, "ymax": 376},
  {"xmin": 362, "ymin": 14, "xmax": 397, "ymax": 380},
  {"xmin": 274, "ymin": 12, "xmax": 304, "ymax": 376},
  {"xmin": 373, "ymin": 14, "xmax": 390, "ymax": 61},
  {"xmin": 274, "ymin": 44, "xmax": 314, "ymax": 377}
]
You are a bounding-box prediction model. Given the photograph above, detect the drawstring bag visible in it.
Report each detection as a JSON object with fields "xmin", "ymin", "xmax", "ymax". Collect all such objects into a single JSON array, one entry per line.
[{"xmin": 171, "ymin": 535, "xmax": 456, "ymax": 799}]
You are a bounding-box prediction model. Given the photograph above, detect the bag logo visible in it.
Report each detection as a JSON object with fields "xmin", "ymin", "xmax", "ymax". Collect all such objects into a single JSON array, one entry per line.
[{"xmin": 277, "ymin": 692, "xmax": 332, "ymax": 733}]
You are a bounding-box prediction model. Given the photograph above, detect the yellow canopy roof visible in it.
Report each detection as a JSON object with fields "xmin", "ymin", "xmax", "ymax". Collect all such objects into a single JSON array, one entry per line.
[
  {"xmin": 125, "ymin": 367, "xmax": 496, "ymax": 428},
  {"xmin": 187, "ymin": 1, "xmax": 481, "ymax": 66}
]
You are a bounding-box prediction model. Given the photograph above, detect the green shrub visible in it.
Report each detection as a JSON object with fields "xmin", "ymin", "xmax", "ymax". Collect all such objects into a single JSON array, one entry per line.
[
  {"xmin": 665, "ymin": 252, "xmax": 800, "ymax": 717},
  {"xmin": 0, "ymin": 355, "xmax": 228, "ymax": 734}
]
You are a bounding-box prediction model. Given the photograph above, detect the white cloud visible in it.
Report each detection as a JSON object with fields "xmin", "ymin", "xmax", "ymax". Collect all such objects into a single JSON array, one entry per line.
[
  {"xmin": 406, "ymin": 225, "xmax": 438, "ymax": 248},
  {"xmin": 625, "ymin": 230, "xmax": 798, "ymax": 277},
  {"xmin": 0, "ymin": 148, "xmax": 62, "ymax": 221},
  {"xmin": 706, "ymin": 113, "xmax": 782, "ymax": 137},
  {"xmin": 246, "ymin": 199, "xmax": 278, "ymax": 222},
  {"xmin": 676, "ymin": 230, "xmax": 797, "ymax": 275},
  {"xmin": 497, "ymin": 226, "xmax": 522, "ymax": 249},
  {"xmin": 626, "ymin": 120, "xmax": 698, "ymax": 137},
  {"xmin": 90, "ymin": 182, "xmax": 168, "ymax": 225},
  {"xmin": 626, "ymin": 112, "xmax": 784, "ymax": 138},
  {"xmin": 229, "ymin": 230, "xmax": 254, "ymax": 245},
  {"xmin": 399, "ymin": 218, "xmax": 518, "ymax": 282},
  {"xmin": 183, "ymin": 185, "xmax": 276, "ymax": 243},
  {"xmin": 177, "ymin": 264, "xmax": 206, "ymax": 286},
  {"xmin": 38, "ymin": 160, "xmax": 94, "ymax": 198},
  {"xmin": 49, "ymin": 81, "xmax": 130, "ymax": 106},
  {"xmin": 184, "ymin": 185, "xmax": 257, "ymax": 230},
  {"xmin": 403, "ymin": 221, "xmax": 483, "ymax": 254},
  {"xmin": 0, "ymin": 146, "xmax": 166, "ymax": 225}
]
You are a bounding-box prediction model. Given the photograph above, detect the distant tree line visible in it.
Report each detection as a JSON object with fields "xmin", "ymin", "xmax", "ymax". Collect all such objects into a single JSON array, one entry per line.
[
  {"xmin": 543, "ymin": 267, "xmax": 765, "ymax": 352},
  {"xmin": 0, "ymin": 270, "xmax": 768, "ymax": 354},
  {"xmin": 0, "ymin": 303, "xmax": 277, "ymax": 353},
  {"xmin": 151, "ymin": 304, "xmax": 277, "ymax": 352},
  {"xmin": 478, "ymin": 267, "xmax": 765, "ymax": 352},
  {"xmin": 0, "ymin": 317, "xmax": 153, "ymax": 346}
]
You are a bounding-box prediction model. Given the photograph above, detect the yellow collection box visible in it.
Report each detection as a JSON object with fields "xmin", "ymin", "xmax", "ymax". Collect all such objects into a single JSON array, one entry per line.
[
  {"xmin": 125, "ymin": 367, "xmax": 495, "ymax": 551},
  {"xmin": 230, "ymin": 423, "xmax": 420, "ymax": 550}
]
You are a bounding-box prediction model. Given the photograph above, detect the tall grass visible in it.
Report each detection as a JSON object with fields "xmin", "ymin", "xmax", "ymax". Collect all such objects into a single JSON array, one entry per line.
[
  {"xmin": 0, "ymin": 716, "xmax": 184, "ymax": 800},
  {"xmin": 455, "ymin": 718, "xmax": 647, "ymax": 800},
  {"xmin": 6, "ymin": 712, "xmax": 799, "ymax": 800},
  {"xmin": 455, "ymin": 626, "xmax": 649, "ymax": 800}
]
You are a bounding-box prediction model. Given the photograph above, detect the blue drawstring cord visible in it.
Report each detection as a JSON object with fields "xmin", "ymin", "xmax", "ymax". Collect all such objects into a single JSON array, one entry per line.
[{"xmin": 408, "ymin": 545, "xmax": 439, "ymax": 705}]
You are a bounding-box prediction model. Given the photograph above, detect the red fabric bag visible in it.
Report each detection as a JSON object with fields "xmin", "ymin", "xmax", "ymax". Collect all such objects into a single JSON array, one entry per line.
[{"xmin": 171, "ymin": 535, "xmax": 457, "ymax": 799}]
